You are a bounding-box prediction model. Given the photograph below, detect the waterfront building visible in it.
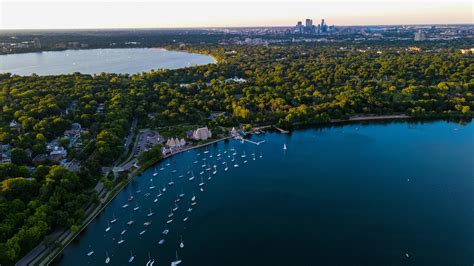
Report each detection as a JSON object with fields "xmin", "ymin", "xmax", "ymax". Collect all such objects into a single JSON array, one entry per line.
[{"xmin": 192, "ymin": 127, "xmax": 212, "ymax": 140}]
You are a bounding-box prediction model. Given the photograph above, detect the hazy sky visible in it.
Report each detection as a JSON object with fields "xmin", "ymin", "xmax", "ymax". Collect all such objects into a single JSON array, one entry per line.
[{"xmin": 0, "ymin": 0, "xmax": 472, "ymax": 29}]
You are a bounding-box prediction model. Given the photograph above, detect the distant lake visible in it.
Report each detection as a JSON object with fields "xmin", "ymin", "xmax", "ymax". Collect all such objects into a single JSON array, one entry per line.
[
  {"xmin": 56, "ymin": 120, "xmax": 474, "ymax": 266},
  {"xmin": 0, "ymin": 48, "xmax": 215, "ymax": 75}
]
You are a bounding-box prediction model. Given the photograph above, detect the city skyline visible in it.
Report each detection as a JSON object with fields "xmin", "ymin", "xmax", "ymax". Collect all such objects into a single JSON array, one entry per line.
[{"xmin": 0, "ymin": 0, "xmax": 472, "ymax": 30}]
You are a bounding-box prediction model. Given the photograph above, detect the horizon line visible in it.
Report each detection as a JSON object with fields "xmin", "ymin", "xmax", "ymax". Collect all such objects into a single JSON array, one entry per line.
[{"xmin": 1, "ymin": 23, "xmax": 473, "ymax": 32}]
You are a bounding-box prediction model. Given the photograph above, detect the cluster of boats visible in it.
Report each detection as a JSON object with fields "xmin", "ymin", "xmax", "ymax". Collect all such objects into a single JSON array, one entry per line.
[{"xmin": 86, "ymin": 142, "xmax": 267, "ymax": 265}]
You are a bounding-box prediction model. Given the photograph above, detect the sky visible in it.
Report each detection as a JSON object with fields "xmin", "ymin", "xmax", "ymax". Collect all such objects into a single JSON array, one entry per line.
[{"xmin": 0, "ymin": 0, "xmax": 472, "ymax": 30}]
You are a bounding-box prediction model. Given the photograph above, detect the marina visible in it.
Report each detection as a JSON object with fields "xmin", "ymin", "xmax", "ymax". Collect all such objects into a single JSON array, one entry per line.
[{"xmin": 57, "ymin": 121, "xmax": 474, "ymax": 266}]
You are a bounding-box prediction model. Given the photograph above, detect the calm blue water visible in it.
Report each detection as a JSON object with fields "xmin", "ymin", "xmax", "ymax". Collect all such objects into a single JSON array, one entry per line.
[
  {"xmin": 0, "ymin": 48, "xmax": 215, "ymax": 75},
  {"xmin": 56, "ymin": 121, "xmax": 474, "ymax": 266}
]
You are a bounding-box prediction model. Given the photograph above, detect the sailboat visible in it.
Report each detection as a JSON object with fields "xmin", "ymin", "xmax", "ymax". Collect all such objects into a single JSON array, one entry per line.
[
  {"xmin": 144, "ymin": 221, "xmax": 152, "ymax": 227},
  {"xmin": 122, "ymin": 203, "xmax": 129, "ymax": 208},
  {"xmin": 162, "ymin": 185, "xmax": 167, "ymax": 192},
  {"xmin": 241, "ymin": 151, "xmax": 246, "ymax": 158},
  {"xmin": 133, "ymin": 202, "xmax": 140, "ymax": 211},
  {"xmin": 168, "ymin": 178, "xmax": 175, "ymax": 186},
  {"xmin": 128, "ymin": 250, "xmax": 135, "ymax": 263},
  {"xmin": 117, "ymin": 235, "xmax": 125, "ymax": 244},
  {"xmin": 179, "ymin": 189, "xmax": 185, "ymax": 198},
  {"xmin": 147, "ymin": 209, "xmax": 154, "ymax": 217},
  {"xmin": 231, "ymin": 154, "xmax": 235, "ymax": 162},
  {"xmin": 172, "ymin": 203, "xmax": 179, "ymax": 212},
  {"xmin": 166, "ymin": 219, "xmax": 173, "ymax": 224},
  {"xmin": 183, "ymin": 217, "xmax": 188, "ymax": 222},
  {"xmin": 139, "ymin": 229, "xmax": 146, "ymax": 235},
  {"xmin": 171, "ymin": 251, "xmax": 182, "ymax": 265},
  {"xmin": 259, "ymin": 152, "xmax": 263, "ymax": 158},
  {"xmin": 154, "ymin": 197, "xmax": 159, "ymax": 203},
  {"xmin": 158, "ymin": 239, "xmax": 165, "ymax": 245},
  {"xmin": 199, "ymin": 176, "xmax": 204, "ymax": 187},
  {"xmin": 87, "ymin": 250, "xmax": 94, "ymax": 256},
  {"xmin": 252, "ymin": 153, "xmax": 256, "ymax": 160},
  {"xmin": 283, "ymin": 144, "xmax": 287, "ymax": 150},
  {"xmin": 153, "ymin": 167, "xmax": 158, "ymax": 176},
  {"xmin": 127, "ymin": 213, "xmax": 135, "ymax": 225},
  {"xmin": 234, "ymin": 162, "xmax": 239, "ymax": 168},
  {"xmin": 105, "ymin": 251, "xmax": 110, "ymax": 264},
  {"xmin": 146, "ymin": 252, "xmax": 154, "ymax": 266},
  {"xmin": 212, "ymin": 165, "xmax": 217, "ymax": 175},
  {"xmin": 162, "ymin": 227, "xmax": 169, "ymax": 235},
  {"xmin": 224, "ymin": 161, "xmax": 228, "ymax": 171},
  {"xmin": 175, "ymin": 194, "xmax": 181, "ymax": 203},
  {"xmin": 180, "ymin": 235, "xmax": 184, "ymax": 248},
  {"xmin": 149, "ymin": 179, "xmax": 155, "ymax": 190},
  {"xmin": 110, "ymin": 213, "xmax": 117, "ymax": 224},
  {"xmin": 191, "ymin": 192, "xmax": 196, "ymax": 202},
  {"xmin": 105, "ymin": 222, "xmax": 111, "ymax": 232},
  {"xmin": 121, "ymin": 225, "xmax": 127, "ymax": 235},
  {"xmin": 206, "ymin": 163, "xmax": 211, "ymax": 171}
]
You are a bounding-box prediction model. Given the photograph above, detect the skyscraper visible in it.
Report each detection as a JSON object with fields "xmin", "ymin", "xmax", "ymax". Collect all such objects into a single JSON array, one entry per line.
[{"xmin": 414, "ymin": 30, "xmax": 426, "ymax": 41}]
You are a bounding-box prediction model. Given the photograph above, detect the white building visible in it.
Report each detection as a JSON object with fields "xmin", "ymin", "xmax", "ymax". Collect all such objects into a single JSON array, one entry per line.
[
  {"xmin": 414, "ymin": 30, "xmax": 426, "ymax": 41},
  {"xmin": 192, "ymin": 127, "xmax": 212, "ymax": 140}
]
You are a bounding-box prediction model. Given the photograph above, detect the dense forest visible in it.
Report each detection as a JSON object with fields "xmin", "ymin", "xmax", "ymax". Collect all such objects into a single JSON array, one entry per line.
[{"xmin": 0, "ymin": 41, "xmax": 473, "ymax": 264}]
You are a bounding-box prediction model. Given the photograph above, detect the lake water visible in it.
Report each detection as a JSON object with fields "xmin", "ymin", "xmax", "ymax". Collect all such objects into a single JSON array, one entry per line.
[
  {"xmin": 56, "ymin": 121, "xmax": 474, "ymax": 266},
  {"xmin": 0, "ymin": 48, "xmax": 215, "ymax": 75}
]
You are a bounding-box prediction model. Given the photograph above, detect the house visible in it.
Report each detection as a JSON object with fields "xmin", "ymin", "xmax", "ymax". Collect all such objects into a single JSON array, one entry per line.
[
  {"xmin": 0, "ymin": 143, "xmax": 11, "ymax": 163},
  {"xmin": 64, "ymin": 123, "xmax": 82, "ymax": 148},
  {"xmin": 166, "ymin": 137, "xmax": 186, "ymax": 148},
  {"xmin": 46, "ymin": 139, "xmax": 59, "ymax": 151},
  {"xmin": 192, "ymin": 127, "xmax": 212, "ymax": 140},
  {"xmin": 49, "ymin": 146, "xmax": 67, "ymax": 163},
  {"xmin": 32, "ymin": 154, "xmax": 48, "ymax": 164},
  {"xmin": 9, "ymin": 120, "xmax": 20, "ymax": 130}
]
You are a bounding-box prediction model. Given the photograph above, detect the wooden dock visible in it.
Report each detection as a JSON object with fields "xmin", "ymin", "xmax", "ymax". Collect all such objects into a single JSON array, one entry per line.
[{"xmin": 274, "ymin": 126, "xmax": 290, "ymax": 134}]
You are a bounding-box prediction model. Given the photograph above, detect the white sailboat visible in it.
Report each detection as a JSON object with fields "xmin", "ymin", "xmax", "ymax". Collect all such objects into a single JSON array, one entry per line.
[
  {"xmin": 87, "ymin": 250, "xmax": 94, "ymax": 256},
  {"xmin": 189, "ymin": 171, "xmax": 195, "ymax": 181},
  {"xmin": 139, "ymin": 229, "xmax": 146, "ymax": 235},
  {"xmin": 191, "ymin": 192, "xmax": 196, "ymax": 202},
  {"xmin": 105, "ymin": 251, "xmax": 110, "ymax": 264},
  {"xmin": 224, "ymin": 161, "xmax": 228, "ymax": 171},
  {"xmin": 149, "ymin": 179, "xmax": 155, "ymax": 190},
  {"xmin": 172, "ymin": 203, "xmax": 179, "ymax": 212},
  {"xmin": 162, "ymin": 227, "xmax": 169, "ymax": 235},
  {"xmin": 241, "ymin": 151, "xmax": 246, "ymax": 158},
  {"xmin": 231, "ymin": 154, "xmax": 235, "ymax": 162},
  {"xmin": 179, "ymin": 189, "xmax": 185, "ymax": 198},
  {"xmin": 283, "ymin": 144, "xmax": 287, "ymax": 150},
  {"xmin": 110, "ymin": 213, "xmax": 117, "ymax": 224},
  {"xmin": 171, "ymin": 251, "xmax": 182, "ymax": 265},
  {"xmin": 162, "ymin": 185, "xmax": 167, "ymax": 192},
  {"xmin": 199, "ymin": 176, "xmax": 204, "ymax": 187},
  {"xmin": 208, "ymin": 174, "xmax": 212, "ymax": 181},
  {"xmin": 133, "ymin": 202, "xmax": 140, "ymax": 211},
  {"xmin": 153, "ymin": 167, "xmax": 158, "ymax": 176},
  {"xmin": 105, "ymin": 222, "xmax": 111, "ymax": 232},
  {"xmin": 147, "ymin": 209, "xmax": 154, "ymax": 217},
  {"xmin": 146, "ymin": 252, "xmax": 154, "ymax": 266},
  {"xmin": 128, "ymin": 250, "xmax": 135, "ymax": 263},
  {"xmin": 179, "ymin": 235, "xmax": 184, "ymax": 248},
  {"xmin": 158, "ymin": 239, "xmax": 165, "ymax": 245},
  {"xmin": 252, "ymin": 153, "xmax": 256, "ymax": 160},
  {"xmin": 183, "ymin": 217, "xmax": 188, "ymax": 222},
  {"xmin": 234, "ymin": 163, "xmax": 239, "ymax": 168},
  {"xmin": 212, "ymin": 165, "xmax": 217, "ymax": 175},
  {"xmin": 122, "ymin": 203, "xmax": 129, "ymax": 208},
  {"xmin": 127, "ymin": 213, "xmax": 135, "ymax": 225},
  {"xmin": 117, "ymin": 235, "xmax": 125, "ymax": 244},
  {"xmin": 259, "ymin": 152, "xmax": 263, "ymax": 158}
]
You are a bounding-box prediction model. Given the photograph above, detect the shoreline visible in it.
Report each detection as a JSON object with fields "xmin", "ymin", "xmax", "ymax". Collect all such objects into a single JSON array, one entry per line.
[{"xmin": 25, "ymin": 114, "xmax": 441, "ymax": 265}]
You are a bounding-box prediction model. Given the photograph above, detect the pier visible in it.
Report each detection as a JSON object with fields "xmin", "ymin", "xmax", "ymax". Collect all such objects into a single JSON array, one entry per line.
[{"xmin": 274, "ymin": 126, "xmax": 290, "ymax": 134}]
